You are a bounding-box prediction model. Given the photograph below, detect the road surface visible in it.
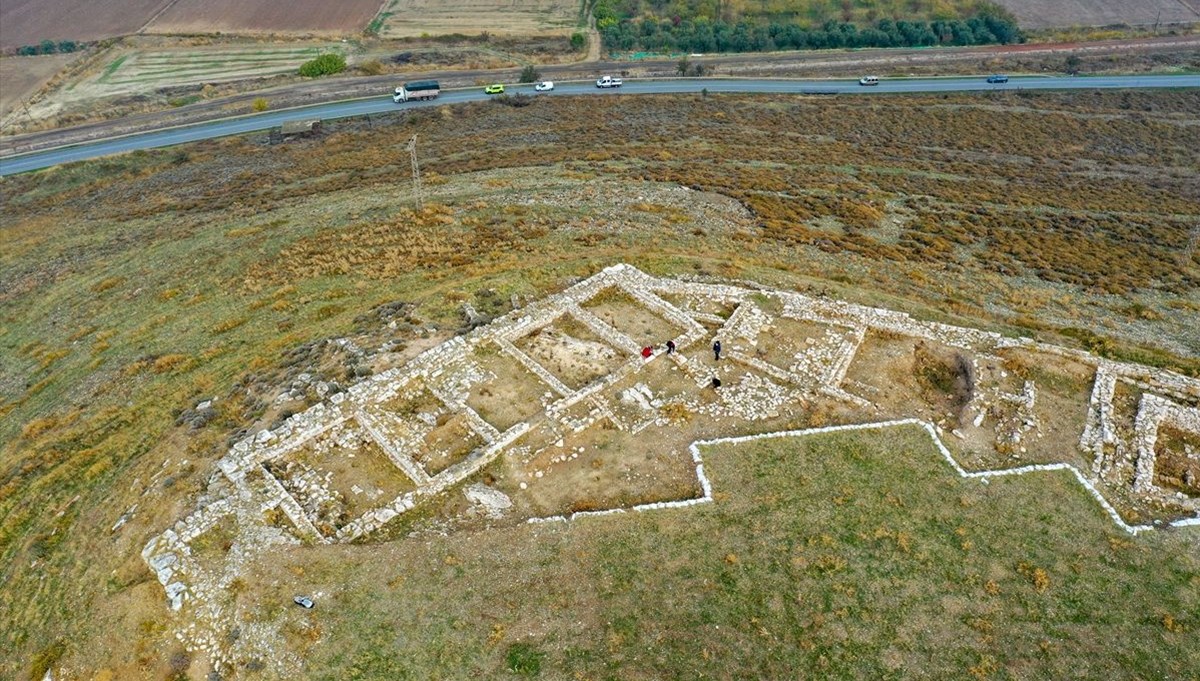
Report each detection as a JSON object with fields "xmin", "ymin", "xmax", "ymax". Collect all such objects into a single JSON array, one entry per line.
[{"xmin": 2, "ymin": 74, "xmax": 1198, "ymax": 176}]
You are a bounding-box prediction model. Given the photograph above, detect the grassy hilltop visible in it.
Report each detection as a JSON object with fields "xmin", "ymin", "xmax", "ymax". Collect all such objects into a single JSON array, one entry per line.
[{"xmin": 2, "ymin": 88, "xmax": 1198, "ymax": 678}]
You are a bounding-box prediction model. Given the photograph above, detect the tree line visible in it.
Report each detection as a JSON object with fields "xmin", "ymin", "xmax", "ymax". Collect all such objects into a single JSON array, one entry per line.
[
  {"xmin": 596, "ymin": 6, "xmax": 1020, "ymax": 53},
  {"xmin": 15, "ymin": 39, "xmax": 83, "ymax": 56}
]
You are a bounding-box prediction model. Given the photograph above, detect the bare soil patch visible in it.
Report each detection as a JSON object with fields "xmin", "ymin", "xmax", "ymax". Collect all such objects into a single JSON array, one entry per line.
[
  {"xmin": 266, "ymin": 423, "xmax": 416, "ymax": 536},
  {"xmin": 993, "ymin": 0, "xmax": 1200, "ymax": 29},
  {"xmin": 0, "ymin": 0, "xmax": 168, "ymax": 49},
  {"xmin": 515, "ymin": 418, "xmax": 702, "ymax": 516},
  {"xmin": 0, "ymin": 54, "xmax": 80, "ymax": 120},
  {"xmin": 845, "ymin": 332, "xmax": 975, "ymax": 427},
  {"xmin": 997, "ymin": 347, "xmax": 1095, "ymax": 465},
  {"xmin": 417, "ymin": 412, "xmax": 486, "ymax": 476},
  {"xmin": 514, "ymin": 316, "xmax": 627, "ymax": 390},
  {"xmin": 1154, "ymin": 426, "xmax": 1200, "ymax": 496},
  {"xmin": 464, "ymin": 342, "xmax": 554, "ymax": 432},
  {"xmin": 602, "ymin": 357, "xmax": 704, "ymax": 432},
  {"xmin": 144, "ymin": 0, "xmax": 382, "ymax": 35},
  {"xmin": 582, "ymin": 286, "xmax": 685, "ymax": 347},
  {"xmin": 379, "ymin": 0, "xmax": 580, "ymax": 38}
]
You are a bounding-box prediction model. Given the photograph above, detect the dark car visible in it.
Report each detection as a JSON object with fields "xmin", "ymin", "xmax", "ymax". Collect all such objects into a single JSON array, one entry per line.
[{"xmin": 986, "ymin": 74, "xmax": 1009, "ymax": 84}]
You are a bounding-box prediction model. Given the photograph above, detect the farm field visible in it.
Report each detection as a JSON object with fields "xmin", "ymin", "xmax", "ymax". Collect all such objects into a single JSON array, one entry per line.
[
  {"xmin": 8, "ymin": 42, "xmax": 352, "ymax": 125},
  {"xmin": 143, "ymin": 0, "xmax": 384, "ymax": 36},
  {"xmin": 89, "ymin": 44, "xmax": 350, "ymax": 91},
  {"xmin": 993, "ymin": 0, "xmax": 1200, "ymax": 29},
  {"xmin": 0, "ymin": 0, "xmax": 167, "ymax": 49},
  {"xmin": 0, "ymin": 53, "xmax": 82, "ymax": 122},
  {"xmin": 1, "ymin": 90, "xmax": 1198, "ymax": 678},
  {"xmin": 376, "ymin": 0, "xmax": 584, "ymax": 37}
]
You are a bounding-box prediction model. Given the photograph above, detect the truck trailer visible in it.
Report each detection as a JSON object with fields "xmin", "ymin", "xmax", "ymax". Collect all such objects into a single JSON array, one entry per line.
[{"xmin": 394, "ymin": 80, "xmax": 440, "ymax": 102}]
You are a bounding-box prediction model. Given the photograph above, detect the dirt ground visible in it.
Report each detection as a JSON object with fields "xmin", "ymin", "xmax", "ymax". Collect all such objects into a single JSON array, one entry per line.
[
  {"xmin": 514, "ymin": 318, "xmax": 627, "ymax": 391},
  {"xmin": 418, "ymin": 412, "xmax": 485, "ymax": 475},
  {"xmin": 582, "ymin": 287, "xmax": 686, "ymax": 348},
  {"xmin": 844, "ymin": 333, "xmax": 972, "ymax": 426},
  {"xmin": 1155, "ymin": 426, "xmax": 1200, "ymax": 495},
  {"xmin": 275, "ymin": 424, "xmax": 418, "ymax": 533},
  {"xmin": 465, "ymin": 343, "xmax": 555, "ymax": 432},
  {"xmin": 379, "ymin": 0, "xmax": 581, "ymax": 38},
  {"xmin": 144, "ymin": 0, "xmax": 382, "ymax": 35},
  {"xmin": 994, "ymin": 0, "xmax": 1200, "ymax": 29},
  {"xmin": 0, "ymin": 0, "xmax": 167, "ymax": 49},
  {"xmin": 0, "ymin": 53, "xmax": 80, "ymax": 122}
]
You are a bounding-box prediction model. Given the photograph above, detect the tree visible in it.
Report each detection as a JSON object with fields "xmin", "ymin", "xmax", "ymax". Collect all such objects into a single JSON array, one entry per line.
[
  {"xmin": 519, "ymin": 65, "xmax": 540, "ymax": 83},
  {"xmin": 298, "ymin": 53, "xmax": 346, "ymax": 77},
  {"xmin": 677, "ymin": 55, "xmax": 690, "ymax": 76},
  {"xmin": 570, "ymin": 32, "xmax": 586, "ymax": 50},
  {"xmin": 57, "ymin": 40, "xmax": 78, "ymax": 53},
  {"xmin": 39, "ymin": 39, "xmax": 57, "ymax": 54}
]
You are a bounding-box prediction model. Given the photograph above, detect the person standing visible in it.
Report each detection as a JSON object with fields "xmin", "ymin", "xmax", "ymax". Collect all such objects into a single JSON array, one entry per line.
[
  {"xmin": 713, "ymin": 339, "xmax": 722, "ymax": 361},
  {"xmin": 666, "ymin": 340, "xmax": 676, "ymax": 354}
]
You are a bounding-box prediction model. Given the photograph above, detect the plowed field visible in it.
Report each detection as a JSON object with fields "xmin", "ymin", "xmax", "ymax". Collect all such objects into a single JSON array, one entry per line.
[
  {"xmin": 994, "ymin": 0, "xmax": 1200, "ymax": 28},
  {"xmin": 143, "ymin": 0, "xmax": 383, "ymax": 35},
  {"xmin": 377, "ymin": 0, "xmax": 581, "ymax": 37},
  {"xmin": 0, "ymin": 0, "xmax": 168, "ymax": 49}
]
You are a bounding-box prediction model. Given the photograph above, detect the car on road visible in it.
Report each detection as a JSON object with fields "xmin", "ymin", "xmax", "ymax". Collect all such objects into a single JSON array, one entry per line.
[
  {"xmin": 484, "ymin": 83, "xmax": 505, "ymax": 94},
  {"xmin": 534, "ymin": 81, "xmax": 554, "ymax": 91},
  {"xmin": 596, "ymin": 76, "xmax": 623, "ymax": 88},
  {"xmin": 858, "ymin": 76, "xmax": 880, "ymax": 86},
  {"xmin": 986, "ymin": 74, "xmax": 1010, "ymax": 84}
]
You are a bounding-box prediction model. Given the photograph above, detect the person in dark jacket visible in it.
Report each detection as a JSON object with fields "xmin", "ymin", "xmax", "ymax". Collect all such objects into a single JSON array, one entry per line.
[
  {"xmin": 713, "ymin": 340, "xmax": 722, "ymax": 361},
  {"xmin": 666, "ymin": 340, "xmax": 676, "ymax": 354}
]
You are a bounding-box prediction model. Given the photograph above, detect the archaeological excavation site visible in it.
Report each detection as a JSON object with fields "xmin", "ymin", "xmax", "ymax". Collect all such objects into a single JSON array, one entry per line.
[{"xmin": 140, "ymin": 264, "xmax": 1200, "ymax": 674}]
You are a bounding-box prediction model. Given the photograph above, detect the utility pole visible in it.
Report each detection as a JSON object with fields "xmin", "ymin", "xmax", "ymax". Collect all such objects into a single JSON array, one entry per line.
[{"xmin": 407, "ymin": 134, "xmax": 423, "ymax": 210}]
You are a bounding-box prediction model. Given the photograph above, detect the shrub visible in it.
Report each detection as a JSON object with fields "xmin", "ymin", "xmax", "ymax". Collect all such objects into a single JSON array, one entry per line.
[
  {"xmin": 519, "ymin": 64, "xmax": 540, "ymax": 83},
  {"xmin": 252, "ymin": 97, "xmax": 269, "ymax": 112},
  {"xmin": 299, "ymin": 53, "xmax": 346, "ymax": 77},
  {"xmin": 359, "ymin": 58, "xmax": 385, "ymax": 75},
  {"xmin": 505, "ymin": 642, "xmax": 543, "ymax": 676},
  {"xmin": 571, "ymin": 32, "xmax": 586, "ymax": 50}
]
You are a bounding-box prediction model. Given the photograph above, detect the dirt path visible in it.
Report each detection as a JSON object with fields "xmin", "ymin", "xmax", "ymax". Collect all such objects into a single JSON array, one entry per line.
[
  {"xmin": 3, "ymin": 33, "xmax": 1198, "ymax": 157},
  {"xmin": 585, "ymin": 11, "xmax": 600, "ymax": 62}
]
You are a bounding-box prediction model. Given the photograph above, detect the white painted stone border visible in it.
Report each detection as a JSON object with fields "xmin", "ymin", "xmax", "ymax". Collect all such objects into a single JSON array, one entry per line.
[{"xmin": 526, "ymin": 419, "xmax": 1199, "ymax": 535}]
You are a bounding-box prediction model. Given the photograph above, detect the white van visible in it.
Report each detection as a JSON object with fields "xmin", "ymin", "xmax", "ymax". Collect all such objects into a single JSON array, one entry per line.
[{"xmin": 858, "ymin": 76, "xmax": 880, "ymax": 86}]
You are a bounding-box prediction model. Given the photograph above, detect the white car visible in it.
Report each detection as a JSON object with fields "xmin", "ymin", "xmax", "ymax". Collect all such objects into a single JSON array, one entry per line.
[
  {"xmin": 534, "ymin": 81, "xmax": 554, "ymax": 91},
  {"xmin": 596, "ymin": 76, "xmax": 623, "ymax": 88},
  {"xmin": 858, "ymin": 75, "xmax": 880, "ymax": 86}
]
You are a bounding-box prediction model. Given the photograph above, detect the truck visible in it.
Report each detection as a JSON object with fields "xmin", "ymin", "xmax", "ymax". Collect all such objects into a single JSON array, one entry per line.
[
  {"xmin": 393, "ymin": 80, "xmax": 440, "ymax": 102},
  {"xmin": 595, "ymin": 76, "xmax": 623, "ymax": 88}
]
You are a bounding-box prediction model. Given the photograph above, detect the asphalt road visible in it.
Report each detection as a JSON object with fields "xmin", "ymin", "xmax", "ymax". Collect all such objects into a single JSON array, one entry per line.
[{"xmin": 2, "ymin": 74, "xmax": 1198, "ymax": 176}]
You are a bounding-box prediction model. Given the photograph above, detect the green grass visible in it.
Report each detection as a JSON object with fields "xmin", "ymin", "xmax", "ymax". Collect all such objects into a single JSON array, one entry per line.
[
  {"xmin": 96, "ymin": 54, "xmax": 128, "ymax": 83},
  {"xmin": 243, "ymin": 425, "xmax": 1198, "ymax": 679}
]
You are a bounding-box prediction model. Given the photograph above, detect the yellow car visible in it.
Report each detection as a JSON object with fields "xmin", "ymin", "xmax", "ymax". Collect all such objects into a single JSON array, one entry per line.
[{"xmin": 484, "ymin": 84, "xmax": 505, "ymax": 95}]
